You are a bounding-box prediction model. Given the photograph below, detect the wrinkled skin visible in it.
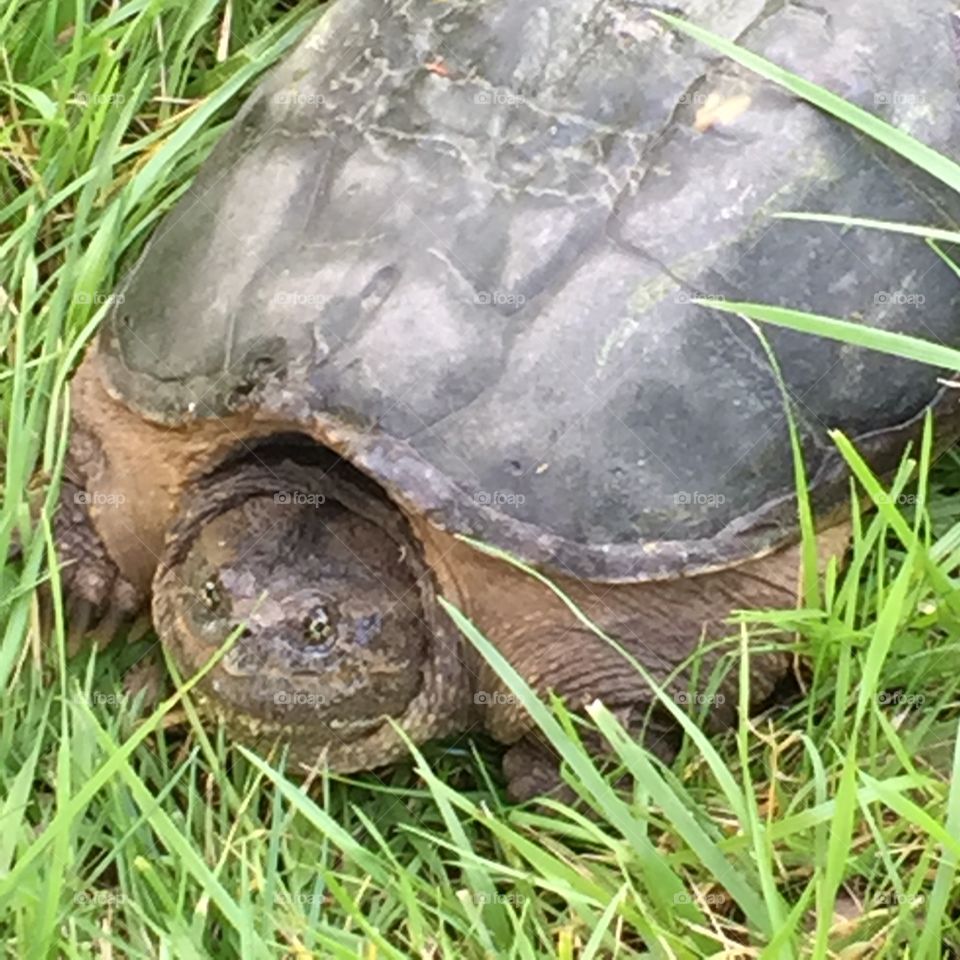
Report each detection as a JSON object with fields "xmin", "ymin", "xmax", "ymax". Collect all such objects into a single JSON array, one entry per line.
[{"xmin": 152, "ymin": 459, "xmax": 471, "ymax": 771}]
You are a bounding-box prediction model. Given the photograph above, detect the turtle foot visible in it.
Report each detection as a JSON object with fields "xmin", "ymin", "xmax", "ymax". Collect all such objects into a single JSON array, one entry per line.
[
  {"xmin": 53, "ymin": 477, "xmax": 143, "ymax": 648},
  {"xmin": 502, "ymin": 707, "xmax": 683, "ymax": 804}
]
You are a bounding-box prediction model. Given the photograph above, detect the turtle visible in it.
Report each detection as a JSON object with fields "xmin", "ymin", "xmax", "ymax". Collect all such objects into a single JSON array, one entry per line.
[{"xmin": 55, "ymin": 0, "xmax": 960, "ymax": 800}]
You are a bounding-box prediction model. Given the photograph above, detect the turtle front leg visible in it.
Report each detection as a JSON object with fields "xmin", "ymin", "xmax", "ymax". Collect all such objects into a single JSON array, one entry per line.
[
  {"xmin": 52, "ymin": 474, "xmax": 143, "ymax": 644},
  {"xmin": 46, "ymin": 413, "xmax": 149, "ymax": 645}
]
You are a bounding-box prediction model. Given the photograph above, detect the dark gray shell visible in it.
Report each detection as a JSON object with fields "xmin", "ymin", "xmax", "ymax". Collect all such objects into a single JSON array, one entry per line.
[{"xmin": 99, "ymin": 0, "xmax": 960, "ymax": 581}]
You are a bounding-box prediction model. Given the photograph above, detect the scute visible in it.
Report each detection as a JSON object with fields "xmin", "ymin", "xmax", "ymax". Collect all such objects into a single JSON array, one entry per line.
[{"xmin": 99, "ymin": 0, "xmax": 960, "ymax": 580}]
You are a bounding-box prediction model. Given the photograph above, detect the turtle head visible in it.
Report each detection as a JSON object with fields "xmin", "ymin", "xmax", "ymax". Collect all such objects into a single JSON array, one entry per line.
[{"xmin": 152, "ymin": 458, "xmax": 466, "ymax": 771}]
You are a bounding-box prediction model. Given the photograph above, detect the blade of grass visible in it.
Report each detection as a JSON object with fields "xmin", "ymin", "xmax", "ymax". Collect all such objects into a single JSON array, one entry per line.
[
  {"xmin": 699, "ymin": 301, "xmax": 960, "ymax": 370},
  {"xmin": 915, "ymin": 721, "xmax": 960, "ymax": 956},
  {"xmin": 440, "ymin": 595, "xmax": 769, "ymax": 943},
  {"xmin": 775, "ymin": 212, "xmax": 960, "ymax": 246},
  {"xmin": 0, "ymin": 624, "xmax": 243, "ymax": 906}
]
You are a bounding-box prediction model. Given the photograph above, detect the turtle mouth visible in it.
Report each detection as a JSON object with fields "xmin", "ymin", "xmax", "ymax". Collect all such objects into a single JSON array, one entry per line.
[
  {"xmin": 151, "ymin": 443, "xmax": 470, "ymax": 771},
  {"xmin": 154, "ymin": 573, "xmax": 459, "ymax": 772}
]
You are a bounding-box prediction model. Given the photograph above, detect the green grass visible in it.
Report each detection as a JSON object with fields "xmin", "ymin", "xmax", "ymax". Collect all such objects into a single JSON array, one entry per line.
[{"xmin": 3, "ymin": 2, "xmax": 960, "ymax": 957}]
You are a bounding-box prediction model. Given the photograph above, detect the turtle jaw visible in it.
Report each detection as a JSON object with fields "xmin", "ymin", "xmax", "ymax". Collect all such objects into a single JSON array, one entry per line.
[
  {"xmin": 150, "ymin": 456, "xmax": 473, "ymax": 772},
  {"xmin": 153, "ymin": 581, "xmax": 473, "ymax": 773},
  {"xmin": 152, "ymin": 573, "xmax": 462, "ymax": 774}
]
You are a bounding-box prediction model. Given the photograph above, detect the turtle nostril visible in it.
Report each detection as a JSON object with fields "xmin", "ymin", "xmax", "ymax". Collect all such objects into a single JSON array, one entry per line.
[{"xmin": 238, "ymin": 626, "xmax": 254, "ymax": 641}]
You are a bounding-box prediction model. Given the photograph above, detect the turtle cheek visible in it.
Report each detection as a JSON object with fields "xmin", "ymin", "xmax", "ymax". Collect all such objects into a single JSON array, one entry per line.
[
  {"xmin": 211, "ymin": 652, "xmax": 388, "ymax": 734},
  {"xmin": 352, "ymin": 612, "xmax": 384, "ymax": 648},
  {"xmin": 169, "ymin": 583, "xmax": 231, "ymax": 652},
  {"xmin": 225, "ymin": 633, "xmax": 418, "ymax": 727}
]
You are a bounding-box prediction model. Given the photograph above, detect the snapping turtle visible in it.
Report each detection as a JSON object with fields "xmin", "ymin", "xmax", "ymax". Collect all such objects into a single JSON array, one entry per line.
[{"xmin": 58, "ymin": 0, "xmax": 960, "ymax": 798}]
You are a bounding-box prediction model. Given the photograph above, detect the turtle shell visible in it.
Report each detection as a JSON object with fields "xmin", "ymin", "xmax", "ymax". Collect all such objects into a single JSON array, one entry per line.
[{"xmin": 98, "ymin": 0, "xmax": 960, "ymax": 582}]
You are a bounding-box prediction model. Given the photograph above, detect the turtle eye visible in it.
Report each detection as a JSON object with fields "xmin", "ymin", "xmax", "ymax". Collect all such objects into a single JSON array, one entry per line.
[
  {"xmin": 201, "ymin": 577, "xmax": 222, "ymax": 610},
  {"xmin": 303, "ymin": 607, "xmax": 333, "ymax": 644}
]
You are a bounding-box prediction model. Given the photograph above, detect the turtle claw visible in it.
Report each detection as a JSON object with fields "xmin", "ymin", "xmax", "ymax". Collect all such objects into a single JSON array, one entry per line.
[
  {"xmin": 502, "ymin": 738, "xmax": 570, "ymax": 803},
  {"xmin": 65, "ymin": 598, "xmax": 95, "ymax": 654},
  {"xmin": 121, "ymin": 651, "xmax": 166, "ymax": 713},
  {"xmin": 53, "ymin": 477, "xmax": 144, "ymax": 648}
]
